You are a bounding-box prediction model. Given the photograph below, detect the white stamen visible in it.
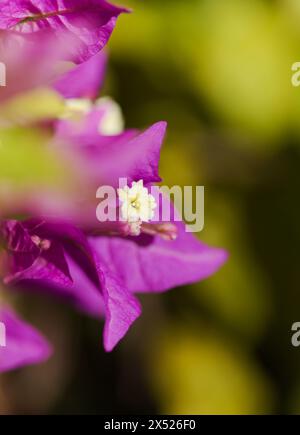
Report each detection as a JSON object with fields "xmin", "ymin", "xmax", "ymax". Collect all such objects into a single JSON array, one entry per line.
[
  {"xmin": 118, "ymin": 180, "xmax": 157, "ymax": 235},
  {"xmin": 96, "ymin": 97, "xmax": 124, "ymax": 136},
  {"xmin": 60, "ymin": 98, "xmax": 92, "ymax": 120},
  {"xmin": 31, "ymin": 235, "xmax": 51, "ymax": 250}
]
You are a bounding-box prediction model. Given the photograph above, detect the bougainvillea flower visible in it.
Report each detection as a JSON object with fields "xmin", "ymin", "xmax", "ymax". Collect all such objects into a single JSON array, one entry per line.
[
  {"xmin": 1, "ymin": 219, "xmax": 102, "ymax": 315},
  {"xmin": 0, "ymin": 4, "xmax": 228, "ymax": 372},
  {"xmin": 89, "ymin": 193, "xmax": 227, "ymax": 349},
  {"xmin": 1, "ymin": 220, "xmax": 73, "ymax": 288},
  {"xmin": 0, "ymin": 96, "xmax": 227, "ymax": 369},
  {"xmin": 90, "ymin": 215, "xmax": 228, "ymax": 295},
  {"xmin": 0, "ymin": 93, "xmax": 226, "ymax": 356},
  {"xmin": 0, "ymin": 0, "xmax": 128, "ymax": 62},
  {"xmin": 0, "ymin": 306, "xmax": 52, "ymax": 372},
  {"xmin": 56, "ymin": 119, "xmax": 165, "ymax": 189},
  {"xmin": 0, "ymin": 178, "xmax": 227, "ymax": 364},
  {"xmin": 0, "ymin": 194, "xmax": 227, "ymax": 357},
  {"xmin": 0, "ymin": 218, "xmax": 142, "ymax": 352}
]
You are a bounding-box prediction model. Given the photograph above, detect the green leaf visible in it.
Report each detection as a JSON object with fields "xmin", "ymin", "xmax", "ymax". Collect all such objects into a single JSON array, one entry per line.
[{"xmin": 0, "ymin": 88, "xmax": 65, "ymax": 125}]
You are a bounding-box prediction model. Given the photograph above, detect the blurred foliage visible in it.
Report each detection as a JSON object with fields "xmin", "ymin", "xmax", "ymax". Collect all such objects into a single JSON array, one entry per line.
[
  {"xmin": 111, "ymin": 0, "xmax": 300, "ymax": 146},
  {"xmin": 193, "ymin": 193, "xmax": 273, "ymax": 343},
  {"xmin": 0, "ymin": 127, "xmax": 65, "ymax": 187},
  {"xmin": 149, "ymin": 328, "xmax": 274, "ymax": 414},
  {"xmin": 0, "ymin": 88, "xmax": 65, "ymax": 126},
  {"xmin": 0, "ymin": 87, "xmax": 82, "ymax": 218}
]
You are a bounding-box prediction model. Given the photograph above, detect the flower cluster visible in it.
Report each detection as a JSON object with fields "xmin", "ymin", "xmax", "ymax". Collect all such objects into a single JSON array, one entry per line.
[{"xmin": 0, "ymin": 1, "xmax": 227, "ymax": 372}]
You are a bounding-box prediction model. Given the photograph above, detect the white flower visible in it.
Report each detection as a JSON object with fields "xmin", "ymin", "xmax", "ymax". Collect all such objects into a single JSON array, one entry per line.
[{"xmin": 118, "ymin": 180, "xmax": 157, "ymax": 235}]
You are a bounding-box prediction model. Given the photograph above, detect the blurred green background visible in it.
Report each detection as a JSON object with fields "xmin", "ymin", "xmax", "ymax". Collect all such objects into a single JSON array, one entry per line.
[{"xmin": 2, "ymin": 0, "xmax": 300, "ymax": 414}]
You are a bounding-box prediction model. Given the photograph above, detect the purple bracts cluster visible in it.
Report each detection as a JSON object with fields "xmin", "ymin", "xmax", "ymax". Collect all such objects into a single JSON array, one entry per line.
[{"xmin": 0, "ymin": 0, "xmax": 228, "ymax": 372}]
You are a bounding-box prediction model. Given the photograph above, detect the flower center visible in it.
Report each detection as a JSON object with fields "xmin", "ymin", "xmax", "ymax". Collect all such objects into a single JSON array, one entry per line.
[{"xmin": 118, "ymin": 180, "xmax": 156, "ymax": 235}]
